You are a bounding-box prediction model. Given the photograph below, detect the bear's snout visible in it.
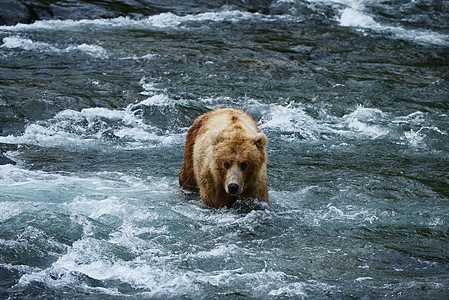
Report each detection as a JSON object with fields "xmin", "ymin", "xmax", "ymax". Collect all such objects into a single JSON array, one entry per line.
[
  {"xmin": 227, "ymin": 183, "xmax": 240, "ymax": 195},
  {"xmin": 225, "ymin": 167, "xmax": 243, "ymax": 196}
]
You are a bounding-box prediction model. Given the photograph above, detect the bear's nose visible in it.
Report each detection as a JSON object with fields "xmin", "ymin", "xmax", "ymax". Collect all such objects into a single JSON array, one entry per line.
[{"xmin": 228, "ymin": 183, "xmax": 239, "ymax": 195}]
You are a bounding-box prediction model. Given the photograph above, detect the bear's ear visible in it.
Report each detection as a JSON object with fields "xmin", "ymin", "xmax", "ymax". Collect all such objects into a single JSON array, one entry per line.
[
  {"xmin": 209, "ymin": 129, "xmax": 221, "ymax": 145},
  {"xmin": 254, "ymin": 132, "xmax": 267, "ymax": 148}
]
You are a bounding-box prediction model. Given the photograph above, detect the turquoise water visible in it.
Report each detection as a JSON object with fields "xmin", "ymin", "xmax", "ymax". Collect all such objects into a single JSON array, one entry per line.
[{"xmin": 0, "ymin": 0, "xmax": 448, "ymax": 298}]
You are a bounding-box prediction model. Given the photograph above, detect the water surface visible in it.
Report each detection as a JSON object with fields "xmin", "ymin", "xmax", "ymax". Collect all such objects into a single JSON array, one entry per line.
[{"xmin": 0, "ymin": 0, "xmax": 448, "ymax": 298}]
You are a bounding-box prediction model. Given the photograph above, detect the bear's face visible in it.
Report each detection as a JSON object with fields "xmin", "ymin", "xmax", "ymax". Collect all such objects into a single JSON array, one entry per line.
[{"xmin": 211, "ymin": 131, "xmax": 267, "ymax": 197}]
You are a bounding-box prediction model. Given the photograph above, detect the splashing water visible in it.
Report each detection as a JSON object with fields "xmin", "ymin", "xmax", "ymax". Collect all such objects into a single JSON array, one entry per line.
[{"xmin": 0, "ymin": 1, "xmax": 448, "ymax": 298}]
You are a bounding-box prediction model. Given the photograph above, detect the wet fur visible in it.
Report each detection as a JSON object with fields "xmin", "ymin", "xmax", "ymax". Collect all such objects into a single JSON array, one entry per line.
[{"xmin": 179, "ymin": 108, "xmax": 268, "ymax": 208}]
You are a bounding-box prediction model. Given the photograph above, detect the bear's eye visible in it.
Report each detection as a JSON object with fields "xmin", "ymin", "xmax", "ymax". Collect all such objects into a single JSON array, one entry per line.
[
  {"xmin": 224, "ymin": 161, "xmax": 230, "ymax": 169},
  {"xmin": 240, "ymin": 162, "xmax": 248, "ymax": 171}
]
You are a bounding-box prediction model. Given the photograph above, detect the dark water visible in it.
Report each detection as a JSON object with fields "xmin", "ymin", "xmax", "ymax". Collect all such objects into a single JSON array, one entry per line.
[{"xmin": 1, "ymin": 0, "xmax": 448, "ymax": 298}]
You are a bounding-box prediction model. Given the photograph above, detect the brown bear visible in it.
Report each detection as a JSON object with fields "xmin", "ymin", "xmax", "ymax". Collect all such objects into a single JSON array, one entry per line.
[{"xmin": 179, "ymin": 108, "xmax": 268, "ymax": 208}]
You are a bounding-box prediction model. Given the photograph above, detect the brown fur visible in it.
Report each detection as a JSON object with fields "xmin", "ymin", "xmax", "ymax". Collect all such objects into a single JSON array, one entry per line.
[
  {"xmin": 179, "ymin": 108, "xmax": 268, "ymax": 208},
  {"xmin": 179, "ymin": 113, "xmax": 205, "ymax": 190}
]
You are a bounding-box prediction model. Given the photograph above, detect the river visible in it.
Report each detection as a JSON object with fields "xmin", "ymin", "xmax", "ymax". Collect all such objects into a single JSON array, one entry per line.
[{"xmin": 0, "ymin": 0, "xmax": 448, "ymax": 298}]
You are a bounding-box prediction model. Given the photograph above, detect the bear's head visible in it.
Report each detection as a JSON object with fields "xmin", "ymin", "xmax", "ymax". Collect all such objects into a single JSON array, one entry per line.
[{"xmin": 210, "ymin": 128, "xmax": 267, "ymax": 197}]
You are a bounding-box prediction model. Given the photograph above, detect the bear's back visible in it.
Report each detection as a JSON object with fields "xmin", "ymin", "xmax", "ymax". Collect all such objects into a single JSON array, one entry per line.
[{"xmin": 202, "ymin": 108, "xmax": 259, "ymax": 137}]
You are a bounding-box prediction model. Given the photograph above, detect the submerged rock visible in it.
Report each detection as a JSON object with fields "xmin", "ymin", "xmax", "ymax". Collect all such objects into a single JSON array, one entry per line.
[
  {"xmin": 0, "ymin": 0, "xmax": 132, "ymax": 26},
  {"xmin": 0, "ymin": 0, "xmax": 31, "ymax": 25},
  {"xmin": 0, "ymin": 154, "xmax": 16, "ymax": 165},
  {"xmin": 0, "ymin": 143, "xmax": 18, "ymax": 165}
]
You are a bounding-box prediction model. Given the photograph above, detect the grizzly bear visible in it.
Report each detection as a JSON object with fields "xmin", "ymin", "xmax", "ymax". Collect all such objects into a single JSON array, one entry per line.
[{"xmin": 179, "ymin": 108, "xmax": 268, "ymax": 208}]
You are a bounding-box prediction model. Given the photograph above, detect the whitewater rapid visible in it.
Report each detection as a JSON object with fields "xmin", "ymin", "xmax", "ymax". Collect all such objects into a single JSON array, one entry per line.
[{"xmin": 1, "ymin": 0, "xmax": 448, "ymax": 298}]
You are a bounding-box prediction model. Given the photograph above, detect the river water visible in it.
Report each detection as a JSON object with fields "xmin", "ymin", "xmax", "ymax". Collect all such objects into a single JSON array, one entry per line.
[{"xmin": 0, "ymin": 0, "xmax": 448, "ymax": 298}]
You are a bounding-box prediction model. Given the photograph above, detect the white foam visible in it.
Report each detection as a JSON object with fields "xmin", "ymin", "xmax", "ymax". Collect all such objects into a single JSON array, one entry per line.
[
  {"xmin": 137, "ymin": 10, "xmax": 264, "ymax": 28},
  {"xmin": 192, "ymin": 268, "xmax": 292, "ymax": 293},
  {"xmin": 274, "ymin": 0, "xmax": 299, "ymax": 3},
  {"xmin": 355, "ymin": 276, "xmax": 373, "ymax": 282},
  {"xmin": 0, "ymin": 95, "xmax": 183, "ymax": 149},
  {"xmin": 1, "ymin": 35, "xmax": 108, "ymax": 58},
  {"xmin": 268, "ymin": 282, "xmax": 306, "ymax": 297},
  {"xmin": 337, "ymin": 6, "xmax": 449, "ymax": 45},
  {"xmin": 0, "ymin": 201, "xmax": 22, "ymax": 222},
  {"xmin": 0, "ymin": 164, "xmax": 177, "ymax": 290},
  {"xmin": 3, "ymin": 165, "xmax": 336, "ymax": 298},
  {"xmin": 339, "ymin": 8, "xmax": 379, "ymax": 28},
  {"xmin": 17, "ymin": 268, "xmax": 124, "ymax": 296},
  {"xmin": 65, "ymin": 43, "xmax": 108, "ymax": 58},
  {"xmin": 120, "ymin": 53, "xmax": 157, "ymax": 61},
  {"xmin": 192, "ymin": 244, "xmax": 241, "ymax": 259},
  {"xmin": 1, "ymin": 35, "xmax": 83, "ymax": 55},
  {"xmin": 1, "ymin": 3, "xmax": 446, "ymax": 46},
  {"xmin": 403, "ymin": 128, "xmax": 426, "ymax": 148},
  {"xmin": 306, "ymin": 0, "xmax": 449, "ymax": 45},
  {"xmin": 427, "ymin": 217, "xmax": 444, "ymax": 227},
  {"xmin": 259, "ymin": 103, "xmax": 389, "ymax": 141},
  {"xmin": 137, "ymin": 93, "xmax": 174, "ymax": 107},
  {"xmin": 339, "ymin": 106, "xmax": 389, "ymax": 138},
  {"xmin": 0, "ymin": 163, "xmax": 171, "ymax": 206},
  {"xmin": 139, "ymin": 76, "xmax": 163, "ymax": 96},
  {"xmin": 268, "ymin": 280, "xmax": 333, "ymax": 297},
  {"xmin": 392, "ymin": 111, "xmax": 426, "ymax": 125},
  {"xmin": 392, "ymin": 111, "xmax": 447, "ymax": 148},
  {"xmin": 16, "ymin": 235, "xmax": 200, "ymax": 296},
  {"xmin": 310, "ymin": 203, "xmax": 379, "ymax": 226},
  {"xmin": 193, "ymin": 267, "xmax": 334, "ymax": 298},
  {"xmin": 0, "ymin": 10, "xmax": 285, "ymax": 32},
  {"xmin": 259, "ymin": 103, "xmax": 326, "ymax": 140},
  {"xmin": 1, "ymin": 35, "xmax": 59, "ymax": 51},
  {"xmin": 0, "ymin": 163, "xmax": 69, "ymax": 187},
  {"xmin": 66, "ymin": 175, "xmax": 168, "ymax": 220},
  {"xmin": 224, "ymin": 101, "xmax": 438, "ymax": 146}
]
